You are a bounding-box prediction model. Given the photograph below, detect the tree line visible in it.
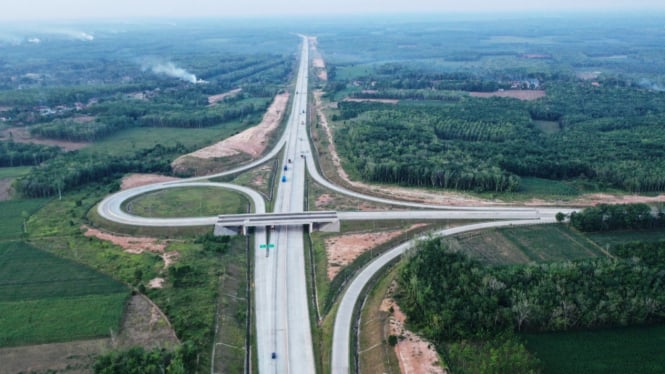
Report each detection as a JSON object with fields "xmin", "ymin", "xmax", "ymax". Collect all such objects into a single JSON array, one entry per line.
[
  {"xmin": 14, "ymin": 144, "xmax": 186, "ymax": 198},
  {"xmin": 398, "ymin": 236, "xmax": 665, "ymax": 371}
]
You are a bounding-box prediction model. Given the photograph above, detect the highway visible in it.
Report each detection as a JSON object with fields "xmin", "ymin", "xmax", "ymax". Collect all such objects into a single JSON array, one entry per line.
[
  {"xmin": 257, "ymin": 36, "xmax": 315, "ymax": 374},
  {"xmin": 93, "ymin": 35, "xmax": 578, "ymax": 374}
]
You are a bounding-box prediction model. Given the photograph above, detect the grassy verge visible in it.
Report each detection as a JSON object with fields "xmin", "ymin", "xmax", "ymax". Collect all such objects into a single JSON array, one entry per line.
[
  {"xmin": 211, "ymin": 235, "xmax": 250, "ymax": 373},
  {"xmin": 524, "ymin": 324, "xmax": 665, "ymax": 374},
  {"xmin": 358, "ymin": 266, "xmax": 400, "ymax": 374},
  {"xmin": 123, "ymin": 186, "xmax": 248, "ymax": 218}
]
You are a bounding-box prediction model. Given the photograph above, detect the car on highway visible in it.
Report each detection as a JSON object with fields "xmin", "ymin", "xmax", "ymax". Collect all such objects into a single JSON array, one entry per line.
[
  {"xmin": 272, "ymin": 352, "xmax": 277, "ymax": 359},
  {"xmin": 281, "ymin": 175, "xmax": 287, "ymax": 182}
]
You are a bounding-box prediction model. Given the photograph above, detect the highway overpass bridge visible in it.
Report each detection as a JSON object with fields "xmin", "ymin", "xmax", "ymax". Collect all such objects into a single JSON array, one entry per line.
[
  {"xmin": 214, "ymin": 209, "xmax": 545, "ymax": 236},
  {"xmin": 215, "ymin": 211, "xmax": 341, "ymax": 236}
]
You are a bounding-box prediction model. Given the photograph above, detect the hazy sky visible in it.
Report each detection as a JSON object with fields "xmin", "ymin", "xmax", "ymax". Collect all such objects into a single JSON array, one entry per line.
[{"xmin": 2, "ymin": 0, "xmax": 663, "ymax": 21}]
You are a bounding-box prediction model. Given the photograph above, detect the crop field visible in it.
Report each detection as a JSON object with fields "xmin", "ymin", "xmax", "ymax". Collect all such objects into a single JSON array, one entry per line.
[
  {"xmin": 123, "ymin": 187, "xmax": 249, "ymax": 217},
  {"xmin": 0, "ymin": 199, "xmax": 49, "ymax": 240},
  {"xmin": 524, "ymin": 324, "xmax": 665, "ymax": 374},
  {"xmin": 0, "ymin": 241, "xmax": 129, "ymax": 346},
  {"xmin": 587, "ymin": 229, "xmax": 665, "ymax": 248},
  {"xmin": 449, "ymin": 224, "xmax": 605, "ymax": 265}
]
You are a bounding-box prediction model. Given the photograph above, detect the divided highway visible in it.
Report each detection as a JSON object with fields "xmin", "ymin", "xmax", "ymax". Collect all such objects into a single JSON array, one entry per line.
[{"xmin": 94, "ymin": 35, "xmax": 574, "ymax": 374}]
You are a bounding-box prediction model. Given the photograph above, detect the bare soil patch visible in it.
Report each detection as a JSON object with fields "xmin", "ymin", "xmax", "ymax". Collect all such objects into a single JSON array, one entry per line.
[
  {"xmin": 172, "ymin": 92, "xmax": 289, "ymax": 171},
  {"xmin": 308, "ymin": 36, "xmax": 328, "ymax": 81},
  {"xmin": 0, "ymin": 126, "xmax": 89, "ymax": 151},
  {"xmin": 208, "ymin": 88, "xmax": 242, "ymax": 106},
  {"xmin": 381, "ymin": 285, "xmax": 446, "ymax": 374},
  {"xmin": 470, "ymin": 90, "xmax": 546, "ymax": 101},
  {"xmin": 116, "ymin": 294, "xmax": 179, "ymax": 349},
  {"xmin": 120, "ymin": 173, "xmax": 180, "ymax": 190},
  {"xmin": 325, "ymin": 225, "xmax": 424, "ymax": 279},
  {"xmin": 343, "ymin": 97, "xmax": 399, "ymax": 104},
  {"xmin": 0, "ymin": 338, "xmax": 110, "ymax": 374}
]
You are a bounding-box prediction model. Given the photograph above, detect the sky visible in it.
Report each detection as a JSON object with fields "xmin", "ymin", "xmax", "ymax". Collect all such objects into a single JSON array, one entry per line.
[{"xmin": 1, "ymin": 0, "xmax": 663, "ymax": 21}]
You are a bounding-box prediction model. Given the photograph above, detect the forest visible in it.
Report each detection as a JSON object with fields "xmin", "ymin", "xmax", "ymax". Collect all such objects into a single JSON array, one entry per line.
[
  {"xmin": 0, "ymin": 23, "xmax": 298, "ymax": 198},
  {"xmin": 319, "ymin": 15, "xmax": 665, "ymax": 194},
  {"xmin": 331, "ymin": 79, "xmax": 665, "ymax": 193},
  {"xmin": 398, "ymin": 234, "xmax": 665, "ymax": 372}
]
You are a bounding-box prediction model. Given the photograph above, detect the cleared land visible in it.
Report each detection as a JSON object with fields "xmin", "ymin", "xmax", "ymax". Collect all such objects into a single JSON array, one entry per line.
[
  {"xmin": 123, "ymin": 187, "xmax": 248, "ymax": 218},
  {"xmin": 0, "ymin": 241, "xmax": 129, "ymax": 347},
  {"xmin": 448, "ymin": 224, "xmax": 606, "ymax": 265},
  {"xmin": 469, "ymin": 90, "xmax": 546, "ymax": 100}
]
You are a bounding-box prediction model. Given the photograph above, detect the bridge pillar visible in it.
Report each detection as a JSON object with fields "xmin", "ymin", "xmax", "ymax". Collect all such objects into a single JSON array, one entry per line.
[
  {"xmin": 214, "ymin": 225, "xmax": 241, "ymax": 236},
  {"xmin": 315, "ymin": 220, "xmax": 340, "ymax": 233}
]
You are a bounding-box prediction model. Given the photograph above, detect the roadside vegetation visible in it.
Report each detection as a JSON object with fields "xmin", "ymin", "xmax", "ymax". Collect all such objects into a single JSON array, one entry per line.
[{"xmin": 394, "ymin": 204, "xmax": 665, "ymax": 373}]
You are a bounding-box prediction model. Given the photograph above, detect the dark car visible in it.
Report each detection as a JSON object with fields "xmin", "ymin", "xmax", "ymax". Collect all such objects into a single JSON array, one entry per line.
[{"xmin": 272, "ymin": 352, "xmax": 277, "ymax": 359}]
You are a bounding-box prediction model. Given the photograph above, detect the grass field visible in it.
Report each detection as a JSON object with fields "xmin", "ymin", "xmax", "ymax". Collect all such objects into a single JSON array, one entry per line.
[
  {"xmin": 524, "ymin": 324, "xmax": 665, "ymax": 374},
  {"xmin": 516, "ymin": 177, "xmax": 580, "ymax": 197},
  {"xmin": 0, "ymin": 166, "xmax": 32, "ymax": 179},
  {"xmin": 123, "ymin": 187, "xmax": 249, "ymax": 218},
  {"xmin": 0, "ymin": 199, "xmax": 49, "ymax": 240},
  {"xmin": 587, "ymin": 228, "xmax": 665, "ymax": 248},
  {"xmin": 80, "ymin": 119, "xmax": 250, "ymax": 157},
  {"xmin": 449, "ymin": 224, "xmax": 605, "ymax": 265},
  {"xmin": 0, "ymin": 241, "xmax": 129, "ymax": 346}
]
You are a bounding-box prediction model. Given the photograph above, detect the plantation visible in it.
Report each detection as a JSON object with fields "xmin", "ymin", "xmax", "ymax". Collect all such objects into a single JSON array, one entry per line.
[{"xmin": 0, "ymin": 241, "xmax": 129, "ymax": 346}]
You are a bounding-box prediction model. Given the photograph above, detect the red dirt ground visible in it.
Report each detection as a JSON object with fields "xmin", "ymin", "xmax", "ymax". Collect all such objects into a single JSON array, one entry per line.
[
  {"xmin": 208, "ymin": 88, "xmax": 242, "ymax": 105},
  {"xmin": 381, "ymin": 289, "xmax": 446, "ymax": 374},
  {"xmin": 343, "ymin": 97, "xmax": 399, "ymax": 104},
  {"xmin": 120, "ymin": 173, "xmax": 180, "ymax": 190},
  {"xmin": 172, "ymin": 92, "xmax": 289, "ymax": 165}
]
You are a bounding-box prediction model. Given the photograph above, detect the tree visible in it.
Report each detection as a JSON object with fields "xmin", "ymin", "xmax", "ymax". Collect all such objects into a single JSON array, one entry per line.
[{"xmin": 555, "ymin": 212, "xmax": 566, "ymax": 222}]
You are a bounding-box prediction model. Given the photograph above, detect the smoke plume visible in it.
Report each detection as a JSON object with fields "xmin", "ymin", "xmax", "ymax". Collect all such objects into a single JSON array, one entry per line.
[{"xmin": 148, "ymin": 62, "xmax": 198, "ymax": 83}]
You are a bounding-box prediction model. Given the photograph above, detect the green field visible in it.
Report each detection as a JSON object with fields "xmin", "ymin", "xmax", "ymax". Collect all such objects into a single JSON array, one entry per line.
[
  {"xmin": 0, "ymin": 241, "xmax": 129, "ymax": 346},
  {"xmin": 0, "ymin": 199, "xmax": 49, "ymax": 240},
  {"xmin": 123, "ymin": 187, "xmax": 249, "ymax": 218},
  {"xmin": 587, "ymin": 228, "xmax": 665, "ymax": 248},
  {"xmin": 524, "ymin": 325, "xmax": 665, "ymax": 374},
  {"xmin": 0, "ymin": 166, "xmax": 32, "ymax": 179},
  {"xmin": 516, "ymin": 177, "xmax": 580, "ymax": 197},
  {"xmin": 80, "ymin": 119, "xmax": 251, "ymax": 156},
  {"xmin": 450, "ymin": 224, "xmax": 605, "ymax": 265}
]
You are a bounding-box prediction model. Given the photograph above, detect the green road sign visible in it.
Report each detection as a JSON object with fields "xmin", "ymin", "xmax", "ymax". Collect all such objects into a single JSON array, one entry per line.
[
  {"xmin": 268, "ymin": 244, "xmax": 275, "ymax": 248},
  {"xmin": 260, "ymin": 244, "xmax": 275, "ymax": 249},
  {"xmin": 259, "ymin": 244, "xmax": 267, "ymax": 249}
]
